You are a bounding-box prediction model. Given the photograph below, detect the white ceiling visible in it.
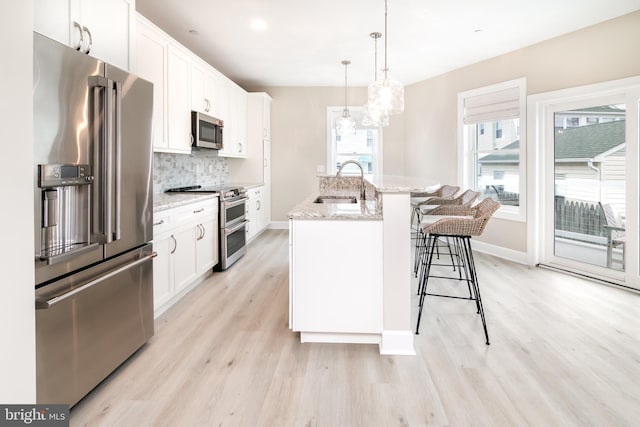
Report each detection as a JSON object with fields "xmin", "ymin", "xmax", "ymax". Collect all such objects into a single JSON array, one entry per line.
[{"xmin": 136, "ymin": 0, "xmax": 640, "ymax": 89}]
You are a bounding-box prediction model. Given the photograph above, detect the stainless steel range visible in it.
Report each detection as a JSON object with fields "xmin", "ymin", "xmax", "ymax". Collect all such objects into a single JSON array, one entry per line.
[{"xmin": 166, "ymin": 185, "xmax": 248, "ymax": 269}]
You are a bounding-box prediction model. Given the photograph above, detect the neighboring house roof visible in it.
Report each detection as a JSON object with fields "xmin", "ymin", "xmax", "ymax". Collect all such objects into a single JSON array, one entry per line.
[
  {"xmin": 557, "ymin": 105, "xmax": 626, "ymax": 115},
  {"xmin": 555, "ymin": 119, "xmax": 625, "ymax": 160},
  {"xmin": 479, "ymin": 120, "xmax": 625, "ymax": 164}
]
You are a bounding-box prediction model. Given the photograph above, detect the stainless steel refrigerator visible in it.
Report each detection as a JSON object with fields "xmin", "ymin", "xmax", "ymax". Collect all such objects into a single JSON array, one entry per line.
[{"xmin": 33, "ymin": 32, "xmax": 155, "ymax": 407}]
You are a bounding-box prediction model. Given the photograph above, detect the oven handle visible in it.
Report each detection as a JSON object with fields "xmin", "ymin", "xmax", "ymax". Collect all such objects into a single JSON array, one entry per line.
[
  {"xmin": 222, "ymin": 197, "xmax": 248, "ymax": 209},
  {"xmin": 225, "ymin": 220, "xmax": 248, "ymax": 234}
]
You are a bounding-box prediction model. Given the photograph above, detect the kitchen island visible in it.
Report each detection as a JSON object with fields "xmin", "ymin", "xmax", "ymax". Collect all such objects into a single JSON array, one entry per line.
[{"xmin": 288, "ymin": 175, "xmax": 438, "ymax": 355}]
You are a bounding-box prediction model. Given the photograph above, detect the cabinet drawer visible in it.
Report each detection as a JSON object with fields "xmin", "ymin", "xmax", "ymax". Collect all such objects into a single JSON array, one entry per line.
[
  {"xmin": 247, "ymin": 186, "xmax": 264, "ymax": 199},
  {"xmin": 173, "ymin": 199, "xmax": 217, "ymax": 228},
  {"xmin": 152, "ymin": 211, "xmax": 173, "ymax": 237}
]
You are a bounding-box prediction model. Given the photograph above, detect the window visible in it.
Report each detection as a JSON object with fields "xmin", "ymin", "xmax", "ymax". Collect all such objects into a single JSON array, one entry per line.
[
  {"xmin": 327, "ymin": 107, "xmax": 382, "ymax": 177},
  {"xmin": 458, "ymin": 78, "xmax": 527, "ymax": 221}
]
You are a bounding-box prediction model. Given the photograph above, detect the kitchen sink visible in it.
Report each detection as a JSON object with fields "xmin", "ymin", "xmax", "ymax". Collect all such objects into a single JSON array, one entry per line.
[{"xmin": 313, "ymin": 195, "xmax": 358, "ymax": 204}]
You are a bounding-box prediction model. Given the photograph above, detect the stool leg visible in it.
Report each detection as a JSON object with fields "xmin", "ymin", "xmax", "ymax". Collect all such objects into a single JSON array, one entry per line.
[
  {"xmin": 416, "ymin": 233, "xmax": 438, "ymax": 334},
  {"xmin": 460, "ymin": 236, "xmax": 490, "ymax": 345},
  {"xmin": 413, "ymin": 227, "xmax": 424, "ymax": 277}
]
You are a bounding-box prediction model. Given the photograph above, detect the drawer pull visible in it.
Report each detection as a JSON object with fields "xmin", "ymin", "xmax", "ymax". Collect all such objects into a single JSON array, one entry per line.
[
  {"xmin": 153, "ymin": 219, "xmax": 165, "ymax": 226},
  {"xmin": 193, "ymin": 208, "xmax": 205, "ymax": 214}
]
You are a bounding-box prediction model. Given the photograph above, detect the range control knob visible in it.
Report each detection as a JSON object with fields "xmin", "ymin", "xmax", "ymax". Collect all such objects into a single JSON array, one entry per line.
[{"xmin": 85, "ymin": 175, "xmax": 95, "ymax": 183}]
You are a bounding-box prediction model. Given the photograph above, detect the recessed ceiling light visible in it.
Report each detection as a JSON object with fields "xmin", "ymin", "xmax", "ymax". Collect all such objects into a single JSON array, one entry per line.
[
  {"xmin": 188, "ymin": 29, "xmax": 199, "ymax": 35},
  {"xmin": 250, "ymin": 18, "xmax": 268, "ymax": 31}
]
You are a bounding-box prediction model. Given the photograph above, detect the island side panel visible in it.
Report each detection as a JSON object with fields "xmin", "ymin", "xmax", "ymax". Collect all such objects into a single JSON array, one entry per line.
[
  {"xmin": 380, "ymin": 192, "xmax": 416, "ymax": 355},
  {"xmin": 290, "ymin": 219, "xmax": 383, "ymax": 335}
]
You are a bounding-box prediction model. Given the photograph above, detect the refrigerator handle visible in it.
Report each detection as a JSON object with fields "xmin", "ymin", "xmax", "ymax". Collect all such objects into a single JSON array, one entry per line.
[
  {"xmin": 113, "ymin": 80, "xmax": 122, "ymax": 241},
  {"xmin": 104, "ymin": 77, "xmax": 115, "ymax": 243},
  {"xmin": 89, "ymin": 76, "xmax": 109, "ymax": 244}
]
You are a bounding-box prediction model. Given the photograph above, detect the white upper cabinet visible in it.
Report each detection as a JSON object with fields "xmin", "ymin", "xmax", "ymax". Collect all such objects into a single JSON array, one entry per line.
[
  {"xmin": 135, "ymin": 13, "xmax": 191, "ymax": 154},
  {"xmin": 135, "ymin": 15, "xmax": 167, "ymax": 150},
  {"xmin": 166, "ymin": 44, "xmax": 192, "ymax": 154},
  {"xmin": 218, "ymin": 79, "xmax": 248, "ymax": 158},
  {"xmin": 34, "ymin": 0, "xmax": 134, "ymax": 70},
  {"xmin": 191, "ymin": 60, "xmax": 219, "ymax": 116}
]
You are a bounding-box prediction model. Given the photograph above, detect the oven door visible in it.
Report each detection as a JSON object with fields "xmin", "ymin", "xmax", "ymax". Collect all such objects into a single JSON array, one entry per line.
[
  {"xmin": 221, "ymin": 197, "xmax": 247, "ymax": 228},
  {"xmin": 221, "ymin": 220, "xmax": 247, "ymax": 269}
]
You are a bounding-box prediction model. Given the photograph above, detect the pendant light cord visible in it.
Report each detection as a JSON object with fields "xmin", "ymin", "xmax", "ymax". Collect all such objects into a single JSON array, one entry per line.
[
  {"xmin": 383, "ymin": 0, "xmax": 388, "ymax": 80},
  {"xmin": 344, "ymin": 62, "xmax": 348, "ymax": 108}
]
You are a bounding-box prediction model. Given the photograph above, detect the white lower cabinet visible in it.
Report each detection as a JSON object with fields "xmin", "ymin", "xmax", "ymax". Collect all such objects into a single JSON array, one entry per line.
[
  {"xmin": 289, "ymin": 219, "xmax": 383, "ymax": 334},
  {"xmin": 152, "ymin": 198, "xmax": 219, "ymax": 317},
  {"xmin": 246, "ymin": 186, "xmax": 267, "ymax": 242}
]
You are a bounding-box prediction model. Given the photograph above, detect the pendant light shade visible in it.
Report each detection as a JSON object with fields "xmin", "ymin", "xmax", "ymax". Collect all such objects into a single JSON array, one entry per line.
[
  {"xmin": 335, "ymin": 60, "xmax": 357, "ymax": 136},
  {"xmin": 362, "ymin": 32, "xmax": 390, "ymax": 127},
  {"xmin": 368, "ymin": 0, "xmax": 404, "ymax": 116},
  {"xmin": 368, "ymin": 77, "xmax": 404, "ymax": 115}
]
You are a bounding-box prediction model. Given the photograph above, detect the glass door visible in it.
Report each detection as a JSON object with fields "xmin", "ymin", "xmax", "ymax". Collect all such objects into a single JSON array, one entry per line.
[
  {"xmin": 553, "ymin": 102, "xmax": 626, "ymax": 271},
  {"xmin": 540, "ymin": 87, "xmax": 640, "ymax": 289}
]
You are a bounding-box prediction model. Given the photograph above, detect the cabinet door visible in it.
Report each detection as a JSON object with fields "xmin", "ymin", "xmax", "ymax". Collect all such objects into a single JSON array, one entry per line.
[
  {"xmin": 204, "ymin": 72, "xmax": 217, "ymax": 114},
  {"xmin": 153, "ymin": 234, "xmax": 174, "ymax": 312},
  {"xmin": 135, "ymin": 18, "xmax": 167, "ymax": 150},
  {"xmin": 292, "ymin": 220, "xmax": 383, "ymax": 333},
  {"xmin": 196, "ymin": 218, "xmax": 218, "ymax": 274},
  {"xmin": 167, "ymin": 44, "xmax": 192, "ymax": 153},
  {"xmin": 263, "ymin": 95, "xmax": 271, "ymax": 140},
  {"xmin": 173, "ymin": 227, "xmax": 197, "ymax": 294},
  {"xmin": 236, "ymin": 89, "xmax": 248, "ymax": 156},
  {"xmin": 246, "ymin": 198, "xmax": 258, "ymax": 241},
  {"xmin": 79, "ymin": 0, "xmax": 132, "ymax": 70},
  {"xmin": 34, "ymin": 0, "xmax": 75, "ymax": 48},
  {"xmin": 218, "ymin": 82, "xmax": 248, "ymax": 158},
  {"xmin": 190, "ymin": 61, "xmax": 206, "ymax": 113}
]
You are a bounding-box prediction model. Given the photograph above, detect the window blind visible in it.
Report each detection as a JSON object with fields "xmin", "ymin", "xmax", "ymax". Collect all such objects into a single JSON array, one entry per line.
[{"xmin": 463, "ymin": 86, "xmax": 520, "ymax": 124}]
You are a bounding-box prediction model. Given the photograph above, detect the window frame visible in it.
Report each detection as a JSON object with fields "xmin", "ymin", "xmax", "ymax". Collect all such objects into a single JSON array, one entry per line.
[
  {"xmin": 326, "ymin": 106, "xmax": 383, "ymax": 177},
  {"xmin": 458, "ymin": 78, "xmax": 527, "ymax": 222}
]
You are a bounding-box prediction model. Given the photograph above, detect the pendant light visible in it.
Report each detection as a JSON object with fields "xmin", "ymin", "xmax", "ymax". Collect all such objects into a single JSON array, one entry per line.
[
  {"xmin": 368, "ymin": 0, "xmax": 404, "ymax": 116},
  {"xmin": 335, "ymin": 60, "xmax": 357, "ymax": 136},
  {"xmin": 362, "ymin": 32, "xmax": 389, "ymax": 127}
]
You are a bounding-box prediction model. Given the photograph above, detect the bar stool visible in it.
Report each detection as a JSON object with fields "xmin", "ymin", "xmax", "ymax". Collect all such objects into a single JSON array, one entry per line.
[
  {"xmin": 410, "ymin": 185, "xmax": 459, "ymax": 238},
  {"xmin": 415, "ymin": 198, "xmax": 501, "ymax": 345},
  {"xmin": 413, "ymin": 190, "xmax": 480, "ymax": 277}
]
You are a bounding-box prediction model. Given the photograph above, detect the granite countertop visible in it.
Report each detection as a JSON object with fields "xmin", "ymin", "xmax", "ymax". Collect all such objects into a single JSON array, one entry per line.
[
  {"xmin": 289, "ymin": 195, "xmax": 381, "ymax": 220},
  {"xmin": 315, "ymin": 174, "xmax": 440, "ymax": 193},
  {"xmin": 232, "ymin": 182, "xmax": 263, "ymax": 190},
  {"xmin": 153, "ymin": 193, "xmax": 218, "ymax": 213}
]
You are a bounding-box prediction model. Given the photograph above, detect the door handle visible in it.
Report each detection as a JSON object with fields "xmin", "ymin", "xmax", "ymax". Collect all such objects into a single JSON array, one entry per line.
[
  {"xmin": 72, "ymin": 21, "xmax": 84, "ymax": 51},
  {"xmin": 82, "ymin": 25, "xmax": 93, "ymax": 54},
  {"xmin": 170, "ymin": 235, "xmax": 177, "ymax": 254}
]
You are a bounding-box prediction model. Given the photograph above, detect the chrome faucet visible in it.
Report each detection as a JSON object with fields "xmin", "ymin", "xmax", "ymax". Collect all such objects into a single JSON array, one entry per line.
[{"xmin": 336, "ymin": 160, "xmax": 366, "ymax": 200}]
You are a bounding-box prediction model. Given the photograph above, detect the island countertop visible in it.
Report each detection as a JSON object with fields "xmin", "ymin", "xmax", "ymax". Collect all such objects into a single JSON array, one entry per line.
[
  {"xmin": 288, "ymin": 195, "xmax": 381, "ymax": 220},
  {"xmin": 288, "ymin": 175, "xmax": 439, "ymax": 220}
]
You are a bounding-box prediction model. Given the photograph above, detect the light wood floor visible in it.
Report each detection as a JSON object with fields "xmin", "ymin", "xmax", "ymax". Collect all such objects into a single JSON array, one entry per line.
[{"xmin": 71, "ymin": 230, "xmax": 640, "ymax": 426}]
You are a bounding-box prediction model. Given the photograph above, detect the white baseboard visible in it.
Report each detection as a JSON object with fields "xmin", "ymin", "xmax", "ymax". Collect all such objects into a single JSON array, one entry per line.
[
  {"xmin": 379, "ymin": 330, "xmax": 416, "ymax": 355},
  {"xmin": 300, "ymin": 332, "xmax": 380, "ymax": 345},
  {"xmin": 268, "ymin": 221, "xmax": 289, "ymax": 230},
  {"xmin": 471, "ymin": 240, "xmax": 531, "ymax": 265}
]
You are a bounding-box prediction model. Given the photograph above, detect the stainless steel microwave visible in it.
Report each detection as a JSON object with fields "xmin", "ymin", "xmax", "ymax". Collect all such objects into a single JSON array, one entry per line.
[{"xmin": 191, "ymin": 111, "xmax": 223, "ymax": 149}]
